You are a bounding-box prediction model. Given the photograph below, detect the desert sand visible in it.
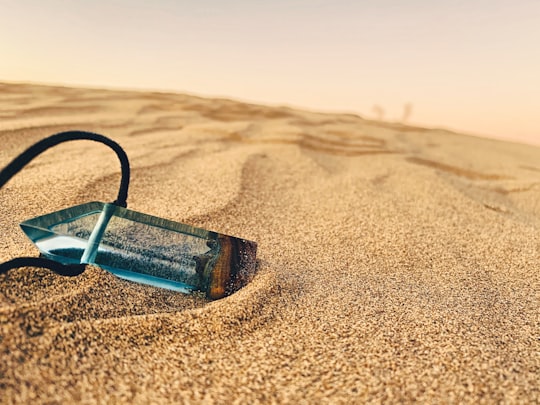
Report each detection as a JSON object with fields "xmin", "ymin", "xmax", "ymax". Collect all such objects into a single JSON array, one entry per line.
[{"xmin": 0, "ymin": 82, "xmax": 538, "ymax": 403}]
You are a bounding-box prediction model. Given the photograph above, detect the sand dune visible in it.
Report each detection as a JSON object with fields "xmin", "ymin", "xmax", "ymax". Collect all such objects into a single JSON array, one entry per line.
[{"xmin": 0, "ymin": 82, "xmax": 538, "ymax": 403}]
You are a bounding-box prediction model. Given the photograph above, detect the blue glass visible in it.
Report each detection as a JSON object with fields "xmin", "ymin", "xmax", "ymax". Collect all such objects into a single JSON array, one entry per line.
[{"xmin": 20, "ymin": 202, "xmax": 257, "ymax": 299}]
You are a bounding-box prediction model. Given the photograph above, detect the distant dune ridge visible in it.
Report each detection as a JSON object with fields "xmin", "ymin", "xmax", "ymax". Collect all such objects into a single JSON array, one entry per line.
[{"xmin": 0, "ymin": 82, "xmax": 538, "ymax": 403}]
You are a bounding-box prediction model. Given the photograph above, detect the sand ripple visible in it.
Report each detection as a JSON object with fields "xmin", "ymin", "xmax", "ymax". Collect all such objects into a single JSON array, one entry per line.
[{"xmin": 1, "ymin": 82, "xmax": 539, "ymax": 403}]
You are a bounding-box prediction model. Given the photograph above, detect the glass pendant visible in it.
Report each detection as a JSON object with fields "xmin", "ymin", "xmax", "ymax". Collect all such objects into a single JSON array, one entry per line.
[{"xmin": 20, "ymin": 201, "xmax": 257, "ymax": 300}]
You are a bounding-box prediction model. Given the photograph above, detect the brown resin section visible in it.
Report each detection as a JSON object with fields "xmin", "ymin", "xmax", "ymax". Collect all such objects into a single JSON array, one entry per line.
[{"xmin": 206, "ymin": 235, "xmax": 258, "ymax": 300}]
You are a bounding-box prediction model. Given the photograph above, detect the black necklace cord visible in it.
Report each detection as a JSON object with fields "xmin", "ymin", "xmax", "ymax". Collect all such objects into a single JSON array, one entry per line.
[
  {"xmin": 0, "ymin": 130, "xmax": 130, "ymax": 207},
  {"xmin": 0, "ymin": 131, "xmax": 131, "ymax": 277},
  {"xmin": 0, "ymin": 257, "xmax": 86, "ymax": 277}
]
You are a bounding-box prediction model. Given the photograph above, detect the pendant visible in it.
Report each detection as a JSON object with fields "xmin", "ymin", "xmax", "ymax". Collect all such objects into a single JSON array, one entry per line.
[{"xmin": 20, "ymin": 201, "xmax": 258, "ymax": 300}]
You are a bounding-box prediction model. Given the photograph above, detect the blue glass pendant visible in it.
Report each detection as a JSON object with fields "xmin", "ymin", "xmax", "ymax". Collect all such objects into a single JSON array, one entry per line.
[{"xmin": 20, "ymin": 201, "xmax": 257, "ymax": 299}]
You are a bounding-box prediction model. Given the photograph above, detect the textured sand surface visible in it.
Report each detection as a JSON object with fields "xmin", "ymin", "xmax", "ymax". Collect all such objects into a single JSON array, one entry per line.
[{"xmin": 0, "ymin": 82, "xmax": 538, "ymax": 403}]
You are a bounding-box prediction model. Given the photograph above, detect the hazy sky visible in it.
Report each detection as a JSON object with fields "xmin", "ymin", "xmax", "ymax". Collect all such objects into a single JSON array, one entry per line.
[{"xmin": 1, "ymin": 0, "xmax": 539, "ymax": 145}]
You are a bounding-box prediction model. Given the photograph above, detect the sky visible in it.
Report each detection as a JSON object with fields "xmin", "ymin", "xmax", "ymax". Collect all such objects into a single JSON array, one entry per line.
[{"xmin": 1, "ymin": 0, "xmax": 539, "ymax": 145}]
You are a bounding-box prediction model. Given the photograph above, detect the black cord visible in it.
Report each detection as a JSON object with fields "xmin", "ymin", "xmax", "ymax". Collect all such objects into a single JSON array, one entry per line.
[
  {"xmin": 0, "ymin": 130, "xmax": 130, "ymax": 207},
  {"xmin": 0, "ymin": 257, "xmax": 86, "ymax": 277},
  {"xmin": 0, "ymin": 130, "xmax": 131, "ymax": 277}
]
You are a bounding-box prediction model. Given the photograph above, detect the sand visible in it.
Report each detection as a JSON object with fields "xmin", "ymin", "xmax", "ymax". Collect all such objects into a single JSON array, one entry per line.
[{"xmin": 0, "ymin": 82, "xmax": 538, "ymax": 403}]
